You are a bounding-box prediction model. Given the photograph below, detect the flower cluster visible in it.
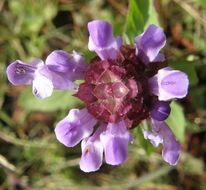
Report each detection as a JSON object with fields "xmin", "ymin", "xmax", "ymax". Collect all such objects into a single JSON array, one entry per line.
[{"xmin": 6, "ymin": 20, "xmax": 189, "ymax": 172}]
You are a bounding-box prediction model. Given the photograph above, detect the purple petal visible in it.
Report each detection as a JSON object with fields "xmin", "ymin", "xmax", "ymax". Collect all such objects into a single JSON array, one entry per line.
[
  {"xmin": 144, "ymin": 119, "xmax": 181, "ymax": 165},
  {"xmin": 88, "ymin": 20, "xmax": 122, "ymax": 60},
  {"xmin": 45, "ymin": 50, "xmax": 74, "ymax": 72},
  {"xmin": 100, "ymin": 121, "xmax": 132, "ymax": 165},
  {"xmin": 153, "ymin": 53, "xmax": 165, "ymax": 62},
  {"xmin": 6, "ymin": 60, "xmax": 43, "ymax": 85},
  {"xmin": 143, "ymin": 130, "xmax": 163, "ymax": 147},
  {"xmin": 45, "ymin": 50, "xmax": 87, "ymax": 80},
  {"xmin": 38, "ymin": 66, "xmax": 78, "ymax": 92},
  {"xmin": 79, "ymin": 125, "xmax": 106, "ymax": 172},
  {"xmin": 80, "ymin": 139, "xmax": 103, "ymax": 172},
  {"xmin": 88, "ymin": 20, "xmax": 113, "ymax": 47},
  {"xmin": 149, "ymin": 67, "xmax": 189, "ymax": 101},
  {"xmin": 162, "ymin": 139, "xmax": 181, "ymax": 166},
  {"xmin": 135, "ymin": 24, "xmax": 166, "ymax": 64},
  {"xmin": 71, "ymin": 50, "xmax": 88, "ymax": 80},
  {"xmin": 29, "ymin": 59, "xmax": 45, "ymax": 67},
  {"xmin": 153, "ymin": 120, "xmax": 181, "ymax": 165},
  {"xmin": 32, "ymin": 71, "xmax": 53, "ymax": 99},
  {"xmin": 150, "ymin": 101, "xmax": 171, "ymax": 121},
  {"xmin": 54, "ymin": 108, "xmax": 97, "ymax": 147}
]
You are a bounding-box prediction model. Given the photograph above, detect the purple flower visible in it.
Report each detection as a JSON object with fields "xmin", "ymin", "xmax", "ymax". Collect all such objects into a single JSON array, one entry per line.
[
  {"xmin": 7, "ymin": 20, "xmax": 189, "ymax": 172},
  {"xmin": 135, "ymin": 24, "xmax": 166, "ymax": 64},
  {"xmin": 100, "ymin": 121, "xmax": 132, "ymax": 165},
  {"xmin": 88, "ymin": 20, "xmax": 122, "ymax": 60},
  {"xmin": 149, "ymin": 67, "xmax": 189, "ymax": 101},
  {"xmin": 54, "ymin": 108, "xmax": 97, "ymax": 147},
  {"xmin": 79, "ymin": 120, "xmax": 132, "ymax": 172},
  {"xmin": 143, "ymin": 119, "xmax": 181, "ymax": 165},
  {"xmin": 6, "ymin": 59, "xmax": 54, "ymax": 99},
  {"xmin": 80, "ymin": 124, "xmax": 105, "ymax": 172},
  {"xmin": 45, "ymin": 50, "xmax": 87, "ymax": 81},
  {"xmin": 6, "ymin": 50, "xmax": 87, "ymax": 99}
]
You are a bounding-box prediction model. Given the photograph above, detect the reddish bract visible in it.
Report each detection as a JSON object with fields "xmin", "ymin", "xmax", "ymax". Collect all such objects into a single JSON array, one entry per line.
[{"xmin": 77, "ymin": 46, "xmax": 151, "ymax": 126}]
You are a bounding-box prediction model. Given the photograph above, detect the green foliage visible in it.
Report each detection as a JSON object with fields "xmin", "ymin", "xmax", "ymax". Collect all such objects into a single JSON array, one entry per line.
[
  {"xmin": 125, "ymin": 0, "xmax": 146, "ymax": 41},
  {"xmin": 0, "ymin": 0, "xmax": 59, "ymax": 61},
  {"xmin": 19, "ymin": 88, "xmax": 83, "ymax": 112},
  {"xmin": 195, "ymin": 0, "xmax": 206, "ymax": 7},
  {"xmin": 9, "ymin": 0, "xmax": 58, "ymax": 35},
  {"xmin": 124, "ymin": 0, "xmax": 159, "ymax": 43},
  {"xmin": 166, "ymin": 102, "xmax": 186, "ymax": 143}
]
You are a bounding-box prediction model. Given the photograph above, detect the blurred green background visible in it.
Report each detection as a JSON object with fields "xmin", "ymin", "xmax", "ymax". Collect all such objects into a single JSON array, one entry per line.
[{"xmin": 0, "ymin": 0, "xmax": 206, "ymax": 189}]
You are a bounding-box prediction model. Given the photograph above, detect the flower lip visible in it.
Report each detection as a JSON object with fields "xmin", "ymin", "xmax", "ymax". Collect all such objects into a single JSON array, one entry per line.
[
  {"xmin": 88, "ymin": 20, "xmax": 114, "ymax": 47},
  {"xmin": 45, "ymin": 50, "xmax": 75, "ymax": 73},
  {"xmin": 32, "ymin": 71, "xmax": 54, "ymax": 99},
  {"xmin": 135, "ymin": 24, "xmax": 166, "ymax": 64},
  {"xmin": 160, "ymin": 71, "xmax": 189, "ymax": 97},
  {"xmin": 80, "ymin": 124, "xmax": 106, "ymax": 172},
  {"xmin": 149, "ymin": 67, "xmax": 189, "ymax": 101},
  {"xmin": 100, "ymin": 121, "xmax": 132, "ymax": 165},
  {"xmin": 88, "ymin": 20, "xmax": 122, "ymax": 60},
  {"xmin": 45, "ymin": 50, "xmax": 87, "ymax": 81},
  {"xmin": 54, "ymin": 108, "xmax": 97, "ymax": 147},
  {"xmin": 6, "ymin": 60, "xmax": 37, "ymax": 85}
]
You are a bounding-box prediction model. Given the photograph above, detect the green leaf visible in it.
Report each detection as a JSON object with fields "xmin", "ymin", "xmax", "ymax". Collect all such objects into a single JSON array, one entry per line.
[
  {"xmin": 145, "ymin": 0, "xmax": 159, "ymax": 28},
  {"xmin": 9, "ymin": 0, "xmax": 57, "ymax": 35},
  {"xmin": 19, "ymin": 87, "xmax": 83, "ymax": 112},
  {"xmin": 136, "ymin": 122, "xmax": 154, "ymax": 155},
  {"xmin": 169, "ymin": 60, "xmax": 198, "ymax": 86},
  {"xmin": 124, "ymin": 0, "xmax": 159, "ymax": 43},
  {"xmin": 196, "ymin": 0, "xmax": 206, "ymax": 8},
  {"xmin": 166, "ymin": 102, "xmax": 186, "ymax": 143},
  {"xmin": 124, "ymin": 0, "xmax": 148, "ymax": 42}
]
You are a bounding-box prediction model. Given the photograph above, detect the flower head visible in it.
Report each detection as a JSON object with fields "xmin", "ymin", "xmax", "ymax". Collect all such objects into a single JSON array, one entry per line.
[{"xmin": 6, "ymin": 20, "xmax": 189, "ymax": 172}]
